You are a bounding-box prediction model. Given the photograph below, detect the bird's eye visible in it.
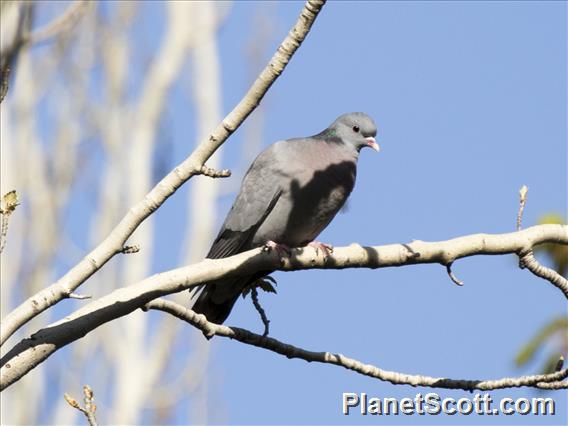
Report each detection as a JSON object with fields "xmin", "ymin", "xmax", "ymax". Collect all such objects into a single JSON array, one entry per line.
[{"xmin": 352, "ymin": 125, "xmax": 360, "ymax": 133}]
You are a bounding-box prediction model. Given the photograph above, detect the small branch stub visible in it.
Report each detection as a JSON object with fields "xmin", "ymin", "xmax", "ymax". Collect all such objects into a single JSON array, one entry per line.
[
  {"xmin": 68, "ymin": 292, "xmax": 92, "ymax": 300},
  {"xmin": 121, "ymin": 244, "xmax": 140, "ymax": 254},
  {"xmin": 555, "ymin": 356, "xmax": 565, "ymax": 372},
  {"xmin": 200, "ymin": 165, "xmax": 231, "ymax": 178},
  {"xmin": 446, "ymin": 262, "xmax": 464, "ymax": 286},
  {"xmin": 517, "ymin": 185, "xmax": 528, "ymax": 231}
]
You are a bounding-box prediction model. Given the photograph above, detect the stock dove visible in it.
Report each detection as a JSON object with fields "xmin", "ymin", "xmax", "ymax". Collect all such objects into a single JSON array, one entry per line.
[{"xmin": 192, "ymin": 112, "xmax": 379, "ymax": 325}]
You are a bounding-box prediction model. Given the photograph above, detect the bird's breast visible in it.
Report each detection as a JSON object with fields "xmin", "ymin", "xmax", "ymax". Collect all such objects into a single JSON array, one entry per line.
[{"xmin": 252, "ymin": 157, "xmax": 357, "ymax": 247}]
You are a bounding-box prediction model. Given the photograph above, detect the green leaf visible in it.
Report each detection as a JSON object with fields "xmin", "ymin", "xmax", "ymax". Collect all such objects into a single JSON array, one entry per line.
[
  {"xmin": 541, "ymin": 353, "xmax": 563, "ymax": 375},
  {"xmin": 515, "ymin": 316, "xmax": 568, "ymax": 367}
]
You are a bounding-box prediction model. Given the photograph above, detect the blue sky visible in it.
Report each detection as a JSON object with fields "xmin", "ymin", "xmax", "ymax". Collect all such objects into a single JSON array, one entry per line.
[
  {"xmin": 171, "ymin": 1, "xmax": 566, "ymax": 424},
  {"xmin": 23, "ymin": 0, "xmax": 567, "ymax": 424}
]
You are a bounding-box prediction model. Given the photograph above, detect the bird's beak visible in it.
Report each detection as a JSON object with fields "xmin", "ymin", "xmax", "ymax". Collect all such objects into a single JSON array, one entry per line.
[{"xmin": 365, "ymin": 136, "xmax": 380, "ymax": 152}]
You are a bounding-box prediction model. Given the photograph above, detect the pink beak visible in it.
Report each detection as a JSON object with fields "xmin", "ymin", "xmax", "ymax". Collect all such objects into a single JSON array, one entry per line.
[{"xmin": 365, "ymin": 136, "xmax": 380, "ymax": 152}]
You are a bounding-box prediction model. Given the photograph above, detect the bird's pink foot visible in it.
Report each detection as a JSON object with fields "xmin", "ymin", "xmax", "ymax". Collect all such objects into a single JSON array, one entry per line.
[
  {"xmin": 308, "ymin": 241, "xmax": 334, "ymax": 257},
  {"xmin": 263, "ymin": 240, "xmax": 292, "ymax": 262}
]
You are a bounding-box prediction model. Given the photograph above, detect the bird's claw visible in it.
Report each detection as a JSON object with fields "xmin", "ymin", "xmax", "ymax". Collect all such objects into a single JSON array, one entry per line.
[
  {"xmin": 308, "ymin": 241, "xmax": 334, "ymax": 258},
  {"xmin": 263, "ymin": 240, "xmax": 291, "ymax": 264}
]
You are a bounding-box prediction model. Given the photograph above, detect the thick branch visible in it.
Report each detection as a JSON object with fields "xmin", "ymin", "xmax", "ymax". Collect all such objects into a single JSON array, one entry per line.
[
  {"xmin": 1, "ymin": 224, "xmax": 565, "ymax": 390},
  {"xmin": 143, "ymin": 298, "xmax": 568, "ymax": 391},
  {"xmin": 0, "ymin": 0, "xmax": 326, "ymax": 347}
]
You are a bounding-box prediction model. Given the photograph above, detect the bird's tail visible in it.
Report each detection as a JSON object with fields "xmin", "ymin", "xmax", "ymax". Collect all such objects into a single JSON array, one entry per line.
[
  {"xmin": 191, "ymin": 280, "xmax": 242, "ymax": 326},
  {"xmin": 191, "ymin": 271, "xmax": 272, "ymax": 335}
]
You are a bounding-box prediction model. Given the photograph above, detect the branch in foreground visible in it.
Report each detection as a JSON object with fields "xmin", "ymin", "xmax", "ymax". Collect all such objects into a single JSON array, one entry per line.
[
  {"xmin": 144, "ymin": 298, "xmax": 568, "ymax": 391},
  {"xmin": 1, "ymin": 224, "xmax": 566, "ymax": 391},
  {"xmin": 0, "ymin": 0, "xmax": 327, "ymax": 347}
]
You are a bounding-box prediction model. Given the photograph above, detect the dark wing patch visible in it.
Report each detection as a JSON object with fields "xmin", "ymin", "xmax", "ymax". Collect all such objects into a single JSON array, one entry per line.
[
  {"xmin": 206, "ymin": 143, "xmax": 285, "ymax": 259},
  {"xmin": 207, "ymin": 189, "xmax": 282, "ymax": 259},
  {"xmin": 190, "ymin": 190, "xmax": 281, "ymax": 302}
]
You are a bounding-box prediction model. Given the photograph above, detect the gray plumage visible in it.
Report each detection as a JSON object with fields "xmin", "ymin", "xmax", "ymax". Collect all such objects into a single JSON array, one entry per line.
[{"xmin": 191, "ymin": 112, "xmax": 378, "ymax": 325}]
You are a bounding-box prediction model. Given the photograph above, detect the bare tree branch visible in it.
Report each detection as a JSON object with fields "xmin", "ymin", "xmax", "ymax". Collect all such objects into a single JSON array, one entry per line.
[
  {"xmin": 0, "ymin": 0, "xmax": 327, "ymax": 347},
  {"xmin": 535, "ymin": 381, "xmax": 568, "ymax": 390},
  {"xmin": 516, "ymin": 185, "xmax": 528, "ymax": 232},
  {"xmin": 25, "ymin": 0, "xmax": 90, "ymax": 45},
  {"xmin": 199, "ymin": 165, "xmax": 231, "ymax": 178},
  {"xmin": 143, "ymin": 298, "xmax": 568, "ymax": 391},
  {"xmin": 1, "ymin": 224, "xmax": 566, "ymax": 391},
  {"xmin": 445, "ymin": 262, "xmax": 464, "ymax": 286},
  {"xmin": 251, "ymin": 287, "xmax": 270, "ymax": 337},
  {"xmin": 514, "ymin": 185, "xmax": 568, "ymax": 296},
  {"xmin": 120, "ymin": 244, "xmax": 140, "ymax": 254},
  {"xmin": 0, "ymin": 1, "xmax": 90, "ymax": 102},
  {"xmin": 64, "ymin": 385, "xmax": 98, "ymax": 426},
  {"xmin": 519, "ymin": 250, "xmax": 568, "ymax": 296}
]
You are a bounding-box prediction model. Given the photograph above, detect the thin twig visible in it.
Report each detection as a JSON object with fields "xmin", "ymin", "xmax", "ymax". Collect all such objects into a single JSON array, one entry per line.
[
  {"xmin": 445, "ymin": 262, "xmax": 464, "ymax": 286},
  {"xmin": 0, "ymin": 190, "xmax": 20, "ymax": 254},
  {"xmin": 535, "ymin": 381, "xmax": 568, "ymax": 390},
  {"xmin": 143, "ymin": 298, "xmax": 568, "ymax": 391},
  {"xmin": 200, "ymin": 165, "xmax": 231, "ymax": 178},
  {"xmin": 251, "ymin": 288, "xmax": 270, "ymax": 337},
  {"xmin": 517, "ymin": 185, "xmax": 528, "ymax": 231},
  {"xmin": 68, "ymin": 293, "xmax": 92, "ymax": 300},
  {"xmin": 64, "ymin": 385, "xmax": 98, "ymax": 426},
  {"xmin": 555, "ymin": 355, "xmax": 564, "ymax": 372},
  {"xmin": 121, "ymin": 244, "xmax": 140, "ymax": 254}
]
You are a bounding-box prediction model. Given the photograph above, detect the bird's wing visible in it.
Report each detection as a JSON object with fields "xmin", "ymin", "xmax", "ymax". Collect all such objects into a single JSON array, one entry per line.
[
  {"xmin": 207, "ymin": 190, "xmax": 282, "ymax": 259},
  {"xmin": 207, "ymin": 143, "xmax": 285, "ymax": 260}
]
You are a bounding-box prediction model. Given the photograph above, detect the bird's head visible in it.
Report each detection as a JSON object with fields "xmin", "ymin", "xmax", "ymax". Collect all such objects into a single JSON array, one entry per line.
[{"xmin": 329, "ymin": 112, "xmax": 379, "ymax": 153}]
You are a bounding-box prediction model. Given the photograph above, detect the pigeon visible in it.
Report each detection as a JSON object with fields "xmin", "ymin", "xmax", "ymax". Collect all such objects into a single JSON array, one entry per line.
[{"xmin": 191, "ymin": 112, "xmax": 379, "ymax": 325}]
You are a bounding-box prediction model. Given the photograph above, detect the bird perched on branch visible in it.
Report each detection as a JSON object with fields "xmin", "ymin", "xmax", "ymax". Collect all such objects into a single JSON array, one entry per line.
[{"xmin": 191, "ymin": 112, "xmax": 379, "ymax": 325}]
